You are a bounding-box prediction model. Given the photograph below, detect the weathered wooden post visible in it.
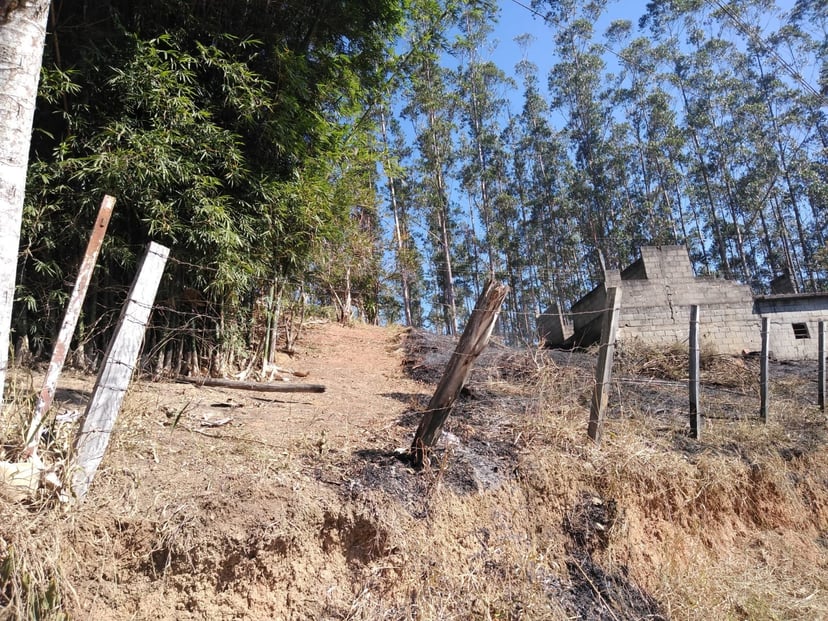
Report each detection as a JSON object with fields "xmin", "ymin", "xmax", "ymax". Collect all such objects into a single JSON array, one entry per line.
[
  {"xmin": 24, "ymin": 195, "xmax": 116, "ymax": 457},
  {"xmin": 587, "ymin": 287, "xmax": 622, "ymax": 444},
  {"xmin": 72, "ymin": 242, "xmax": 170, "ymax": 499},
  {"xmin": 760, "ymin": 317, "xmax": 769, "ymax": 423},
  {"xmin": 689, "ymin": 305, "xmax": 701, "ymax": 439},
  {"xmin": 410, "ymin": 279, "xmax": 509, "ymax": 468},
  {"xmin": 819, "ymin": 320, "xmax": 825, "ymax": 412}
]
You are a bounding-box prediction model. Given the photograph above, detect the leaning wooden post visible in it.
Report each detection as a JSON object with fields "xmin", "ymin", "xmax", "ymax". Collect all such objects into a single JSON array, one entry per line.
[
  {"xmin": 411, "ymin": 280, "xmax": 509, "ymax": 468},
  {"xmin": 587, "ymin": 287, "xmax": 622, "ymax": 445},
  {"xmin": 71, "ymin": 242, "xmax": 170, "ymax": 500},
  {"xmin": 819, "ymin": 321, "xmax": 825, "ymax": 412},
  {"xmin": 760, "ymin": 317, "xmax": 769, "ymax": 423},
  {"xmin": 24, "ymin": 195, "xmax": 116, "ymax": 457},
  {"xmin": 689, "ymin": 305, "xmax": 701, "ymax": 439}
]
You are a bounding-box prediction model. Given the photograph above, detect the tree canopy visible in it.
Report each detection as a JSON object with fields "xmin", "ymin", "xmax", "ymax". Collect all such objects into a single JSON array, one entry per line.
[{"xmin": 11, "ymin": 0, "xmax": 828, "ymax": 361}]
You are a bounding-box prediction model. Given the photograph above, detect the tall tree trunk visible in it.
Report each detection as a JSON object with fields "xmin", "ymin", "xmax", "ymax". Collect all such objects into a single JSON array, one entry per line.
[
  {"xmin": 721, "ymin": 169, "xmax": 751, "ymax": 282},
  {"xmin": 756, "ymin": 55, "xmax": 817, "ymax": 290},
  {"xmin": 0, "ymin": 0, "xmax": 51, "ymax": 406},
  {"xmin": 676, "ymin": 81, "xmax": 732, "ymax": 279},
  {"xmin": 379, "ymin": 110, "xmax": 413, "ymax": 326},
  {"xmin": 771, "ymin": 195, "xmax": 801, "ymax": 292},
  {"xmin": 675, "ymin": 161, "xmax": 711, "ymax": 274},
  {"xmin": 437, "ymin": 205, "xmax": 458, "ymax": 336},
  {"xmin": 758, "ymin": 204, "xmax": 777, "ymax": 278}
]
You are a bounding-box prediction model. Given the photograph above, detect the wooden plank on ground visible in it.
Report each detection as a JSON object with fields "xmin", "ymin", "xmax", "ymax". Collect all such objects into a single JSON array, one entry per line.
[
  {"xmin": 71, "ymin": 242, "xmax": 170, "ymax": 500},
  {"xmin": 175, "ymin": 376, "xmax": 325, "ymax": 393}
]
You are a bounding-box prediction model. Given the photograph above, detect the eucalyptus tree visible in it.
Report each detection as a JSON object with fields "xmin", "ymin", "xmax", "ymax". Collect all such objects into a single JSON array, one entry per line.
[
  {"xmin": 451, "ymin": 1, "xmax": 535, "ymax": 340},
  {"xmin": 783, "ymin": 2, "xmax": 828, "ymax": 262},
  {"xmin": 608, "ymin": 26, "xmax": 687, "ymax": 250},
  {"xmin": 539, "ymin": 0, "xmax": 629, "ymax": 279},
  {"xmin": 769, "ymin": 0, "xmax": 828, "ymax": 286},
  {"xmin": 711, "ymin": 0, "xmax": 825, "ymax": 290},
  {"xmin": 510, "ymin": 48, "xmax": 583, "ymax": 315},
  {"xmin": 400, "ymin": 0, "xmax": 461, "ymax": 335},
  {"xmin": 379, "ymin": 107, "xmax": 425, "ymax": 327},
  {"xmin": 0, "ymin": 0, "xmax": 51, "ymax": 404},
  {"xmin": 641, "ymin": 0, "xmax": 750, "ymax": 280},
  {"xmin": 639, "ymin": 0, "xmax": 827, "ymax": 289},
  {"xmin": 452, "ymin": 0, "xmax": 505, "ymax": 277}
]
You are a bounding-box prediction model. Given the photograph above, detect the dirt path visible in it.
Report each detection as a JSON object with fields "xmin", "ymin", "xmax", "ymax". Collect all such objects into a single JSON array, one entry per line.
[
  {"xmin": 255, "ymin": 322, "xmax": 428, "ymax": 447},
  {"xmin": 141, "ymin": 322, "xmax": 428, "ymax": 448}
]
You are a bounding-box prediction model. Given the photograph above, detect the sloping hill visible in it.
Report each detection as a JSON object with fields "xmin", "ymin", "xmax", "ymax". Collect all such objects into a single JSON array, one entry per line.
[{"xmin": 1, "ymin": 322, "xmax": 827, "ymax": 619}]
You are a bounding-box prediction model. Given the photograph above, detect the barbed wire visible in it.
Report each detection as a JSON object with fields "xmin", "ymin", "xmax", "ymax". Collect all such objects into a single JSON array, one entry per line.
[{"xmin": 24, "ymin": 244, "xmax": 827, "ymax": 369}]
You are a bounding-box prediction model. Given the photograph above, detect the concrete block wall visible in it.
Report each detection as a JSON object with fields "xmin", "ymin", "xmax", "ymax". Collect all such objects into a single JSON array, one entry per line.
[
  {"xmin": 638, "ymin": 245, "xmax": 696, "ymax": 283},
  {"xmin": 696, "ymin": 303, "xmax": 761, "ymax": 353},
  {"xmin": 543, "ymin": 245, "xmax": 828, "ymax": 360},
  {"xmin": 537, "ymin": 303, "xmax": 573, "ymax": 346},
  {"xmin": 612, "ymin": 246, "xmax": 759, "ymax": 354},
  {"xmin": 765, "ymin": 316, "xmax": 819, "ymax": 360},
  {"xmin": 756, "ymin": 294, "xmax": 828, "ymax": 360},
  {"xmin": 571, "ymin": 282, "xmax": 608, "ymax": 332},
  {"xmin": 617, "ymin": 302, "xmax": 760, "ymax": 353}
]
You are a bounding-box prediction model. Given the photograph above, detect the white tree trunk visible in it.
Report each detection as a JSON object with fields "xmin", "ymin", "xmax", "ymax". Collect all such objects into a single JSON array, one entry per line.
[{"xmin": 0, "ymin": 1, "xmax": 51, "ymax": 406}]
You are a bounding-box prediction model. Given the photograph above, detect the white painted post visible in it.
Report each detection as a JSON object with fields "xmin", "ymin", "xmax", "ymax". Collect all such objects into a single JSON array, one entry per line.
[
  {"xmin": 24, "ymin": 195, "xmax": 116, "ymax": 456},
  {"xmin": 588, "ymin": 287, "xmax": 622, "ymax": 444},
  {"xmin": 689, "ymin": 305, "xmax": 701, "ymax": 439},
  {"xmin": 71, "ymin": 242, "xmax": 169, "ymax": 500},
  {"xmin": 819, "ymin": 320, "xmax": 825, "ymax": 412},
  {"xmin": 760, "ymin": 317, "xmax": 769, "ymax": 423}
]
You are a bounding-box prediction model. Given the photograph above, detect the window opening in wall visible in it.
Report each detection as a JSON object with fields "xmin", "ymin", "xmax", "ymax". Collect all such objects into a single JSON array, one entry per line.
[{"xmin": 792, "ymin": 323, "xmax": 810, "ymax": 339}]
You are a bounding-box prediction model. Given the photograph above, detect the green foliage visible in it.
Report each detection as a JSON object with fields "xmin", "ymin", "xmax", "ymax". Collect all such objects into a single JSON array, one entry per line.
[{"xmin": 18, "ymin": 0, "xmax": 404, "ymax": 362}]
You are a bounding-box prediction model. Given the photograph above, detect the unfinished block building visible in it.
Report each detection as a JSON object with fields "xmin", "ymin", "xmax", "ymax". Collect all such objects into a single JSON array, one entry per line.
[{"xmin": 539, "ymin": 245, "xmax": 828, "ymax": 360}]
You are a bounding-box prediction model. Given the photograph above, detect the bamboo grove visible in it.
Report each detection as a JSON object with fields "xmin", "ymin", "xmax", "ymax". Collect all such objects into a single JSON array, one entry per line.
[{"xmin": 12, "ymin": 0, "xmax": 828, "ymax": 370}]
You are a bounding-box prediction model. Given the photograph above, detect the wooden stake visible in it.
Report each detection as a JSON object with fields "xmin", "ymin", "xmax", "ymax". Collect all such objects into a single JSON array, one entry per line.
[
  {"xmin": 760, "ymin": 317, "xmax": 769, "ymax": 423},
  {"xmin": 175, "ymin": 376, "xmax": 325, "ymax": 393},
  {"xmin": 819, "ymin": 320, "xmax": 825, "ymax": 412},
  {"xmin": 689, "ymin": 305, "xmax": 701, "ymax": 439},
  {"xmin": 587, "ymin": 287, "xmax": 622, "ymax": 445},
  {"xmin": 72, "ymin": 242, "xmax": 170, "ymax": 500},
  {"xmin": 24, "ymin": 195, "xmax": 116, "ymax": 457},
  {"xmin": 410, "ymin": 279, "xmax": 509, "ymax": 467},
  {"xmin": 24, "ymin": 195, "xmax": 115, "ymax": 457}
]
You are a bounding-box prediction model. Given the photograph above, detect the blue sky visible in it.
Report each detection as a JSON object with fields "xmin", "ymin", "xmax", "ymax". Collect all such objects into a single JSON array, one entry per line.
[{"xmin": 486, "ymin": 0, "xmax": 804, "ymax": 100}]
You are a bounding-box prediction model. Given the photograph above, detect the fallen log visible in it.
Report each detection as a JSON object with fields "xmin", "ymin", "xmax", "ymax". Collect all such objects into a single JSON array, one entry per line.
[{"xmin": 175, "ymin": 376, "xmax": 325, "ymax": 393}]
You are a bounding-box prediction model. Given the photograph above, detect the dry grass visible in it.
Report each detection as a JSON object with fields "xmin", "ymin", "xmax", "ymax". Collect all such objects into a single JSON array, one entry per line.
[
  {"xmin": 1, "ymin": 330, "xmax": 827, "ymax": 620},
  {"xmin": 0, "ymin": 374, "xmax": 71, "ymax": 621}
]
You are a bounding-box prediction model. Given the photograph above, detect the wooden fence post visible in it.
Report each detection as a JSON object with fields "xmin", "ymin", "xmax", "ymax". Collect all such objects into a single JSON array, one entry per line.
[
  {"xmin": 760, "ymin": 317, "xmax": 769, "ymax": 423},
  {"xmin": 71, "ymin": 242, "xmax": 170, "ymax": 500},
  {"xmin": 689, "ymin": 305, "xmax": 701, "ymax": 439},
  {"xmin": 819, "ymin": 320, "xmax": 825, "ymax": 412},
  {"xmin": 587, "ymin": 287, "xmax": 622, "ymax": 445},
  {"xmin": 24, "ymin": 195, "xmax": 115, "ymax": 457},
  {"xmin": 411, "ymin": 279, "xmax": 509, "ymax": 468}
]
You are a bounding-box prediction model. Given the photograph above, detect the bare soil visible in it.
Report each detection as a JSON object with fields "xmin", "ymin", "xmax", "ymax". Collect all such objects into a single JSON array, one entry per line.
[{"xmin": 2, "ymin": 322, "xmax": 828, "ymax": 620}]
